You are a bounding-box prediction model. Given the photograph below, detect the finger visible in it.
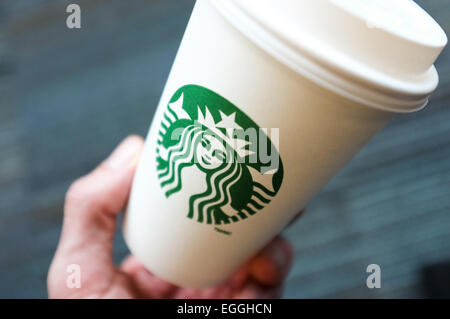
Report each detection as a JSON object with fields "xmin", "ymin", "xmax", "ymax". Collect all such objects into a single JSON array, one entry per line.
[
  {"xmin": 229, "ymin": 266, "xmax": 250, "ymax": 290},
  {"xmin": 61, "ymin": 135, "xmax": 144, "ymax": 251},
  {"xmin": 248, "ymin": 236, "xmax": 293, "ymax": 286},
  {"xmin": 233, "ymin": 280, "xmax": 284, "ymax": 299},
  {"xmin": 195, "ymin": 268, "xmax": 251, "ymax": 299},
  {"xmin": 121, "ymin": 255, "xmax": 177, "ymax": 298},
  {"xmin": 48, "ymin": 136, "xmax": 144, "ymax": 297},
  {"xmin": 123, "ymin": 257, "xmax": 238, "ymax": 299},
  {"xmin": 122, "ymin": 255, "xmax": 241, "ymax": 299}
]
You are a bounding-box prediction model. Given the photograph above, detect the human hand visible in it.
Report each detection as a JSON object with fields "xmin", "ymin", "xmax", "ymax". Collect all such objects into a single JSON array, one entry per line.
[{"xmin": 48, "ymin": 135, "xmax": 297, "ymax": 299}]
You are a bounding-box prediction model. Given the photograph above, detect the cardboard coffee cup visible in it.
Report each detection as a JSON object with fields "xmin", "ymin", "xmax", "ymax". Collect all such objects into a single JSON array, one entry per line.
[{"xmin": 123, "ymin": 0, "xmax": 447, "ymax": 287}]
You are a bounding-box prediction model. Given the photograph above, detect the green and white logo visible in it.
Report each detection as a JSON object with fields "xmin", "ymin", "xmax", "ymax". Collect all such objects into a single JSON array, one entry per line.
[{"xmin": 156, "ymin": 85, "xmax": 283, "ymax": 230}]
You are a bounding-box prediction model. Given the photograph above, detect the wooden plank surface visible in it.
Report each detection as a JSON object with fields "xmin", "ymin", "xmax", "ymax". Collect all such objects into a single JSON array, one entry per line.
[{"xmin": 0, "ymin": 0, "xmax": 449, "ymax": 298}]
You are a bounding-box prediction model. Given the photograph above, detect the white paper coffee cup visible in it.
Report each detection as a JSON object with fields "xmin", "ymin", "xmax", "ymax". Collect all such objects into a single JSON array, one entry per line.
[{"xmin": 123, "ymin": 0, "xmax": 447, "ymax": 287}]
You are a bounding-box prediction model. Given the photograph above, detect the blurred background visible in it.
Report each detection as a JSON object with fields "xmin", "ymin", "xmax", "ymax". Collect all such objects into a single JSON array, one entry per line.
[{"xmin": 0, "ymin": 0, "xmax": 449, "ymax": 298}]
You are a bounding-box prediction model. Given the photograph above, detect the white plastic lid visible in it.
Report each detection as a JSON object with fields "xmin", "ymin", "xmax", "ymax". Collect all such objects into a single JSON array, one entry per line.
[{"xmin": 211, "ymin": 0, "xmax": 448, "ymax": 112}]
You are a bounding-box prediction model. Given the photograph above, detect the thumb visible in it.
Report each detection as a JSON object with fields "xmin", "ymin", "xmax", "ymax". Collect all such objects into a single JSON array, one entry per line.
[
  {"xmin": 61, "ymin": 135, "xmax": 143, "ymax": 251},
  {"xmin": 48, "ymin": 135, "xmax": 144, "ymax": 297}
]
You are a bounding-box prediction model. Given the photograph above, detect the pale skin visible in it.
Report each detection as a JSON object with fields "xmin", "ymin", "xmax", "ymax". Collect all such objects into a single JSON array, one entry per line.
[{"xmin": 47, "ymin": 135, "xmax": 303, "ymax": 299}]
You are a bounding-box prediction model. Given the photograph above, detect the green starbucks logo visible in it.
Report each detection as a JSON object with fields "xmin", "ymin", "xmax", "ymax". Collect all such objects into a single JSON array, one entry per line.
[{"xmin": 156, "ymin": 85, "xmax": 283, "ymax": 229}]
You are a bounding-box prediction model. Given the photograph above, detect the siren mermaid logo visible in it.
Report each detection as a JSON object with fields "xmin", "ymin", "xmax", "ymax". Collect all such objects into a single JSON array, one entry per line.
[{"xmin": 156, "ymin": 85, "xmax": 283, "ymax": 233}]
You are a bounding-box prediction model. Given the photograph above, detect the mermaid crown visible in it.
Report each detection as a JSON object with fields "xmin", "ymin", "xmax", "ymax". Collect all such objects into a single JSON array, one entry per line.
[{"xmin": 169, "ymin": 93, "xmax": 254, "ymax": 158}]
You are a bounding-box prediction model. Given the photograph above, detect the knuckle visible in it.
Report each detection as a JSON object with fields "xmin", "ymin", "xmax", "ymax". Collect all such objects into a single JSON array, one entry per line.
[
  {"xmin": 64, "ymin": 176, "xmax": 101, "ymax": 214},
  {"xmin": 64, "ymin": 164, "xmax": 119, "ymax": 216},
  {"xmin": 65, "ymin": 179, "xmax": 86, "ymax": 206}
]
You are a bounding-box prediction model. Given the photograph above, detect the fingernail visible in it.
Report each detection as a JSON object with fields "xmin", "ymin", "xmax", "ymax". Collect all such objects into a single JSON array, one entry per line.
[
  {"xmin": 249, "ymin": 240, "xmax": 292, "ymax": 286},
  {"xmin": 233, "ymin": 283, "xmax": 263, "ymax": 299},
  {"xmin": 105, "ymin": 136, "xmax": 143, "ymax": 170},
  {"xmin": 267, "ymin": 244, "xmax": 288, "ymax": 271},
  {"xmin": 230, "ymin": 267, "xmax": 249, "ymax": 290}
]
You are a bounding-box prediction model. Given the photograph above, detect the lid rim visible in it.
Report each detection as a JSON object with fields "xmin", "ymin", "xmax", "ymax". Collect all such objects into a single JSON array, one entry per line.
[
  {"xmin": 211, "ymin": 0, "xmax": 442, "ymax": 113},
  {"xmin": 330, "ymin": 0, "xmax": 448, "ymax": 50}
]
